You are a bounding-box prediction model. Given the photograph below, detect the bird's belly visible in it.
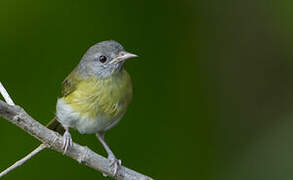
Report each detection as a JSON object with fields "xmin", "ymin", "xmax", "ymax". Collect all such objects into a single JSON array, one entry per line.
[{"xmin": 56, "ymin": 98, "xmax": 124, "ymax": 134}]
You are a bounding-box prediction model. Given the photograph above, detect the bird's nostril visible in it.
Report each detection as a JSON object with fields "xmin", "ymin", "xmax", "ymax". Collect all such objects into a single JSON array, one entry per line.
[{"xmin": 119, "ymin": 51, "xmax": 126, "ymax": 56}]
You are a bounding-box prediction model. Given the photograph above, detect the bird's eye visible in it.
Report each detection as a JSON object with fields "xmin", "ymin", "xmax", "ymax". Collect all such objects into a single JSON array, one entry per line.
[{"xmin": 99, "ymin": 55, "xmax": 107, "ymax": 63}]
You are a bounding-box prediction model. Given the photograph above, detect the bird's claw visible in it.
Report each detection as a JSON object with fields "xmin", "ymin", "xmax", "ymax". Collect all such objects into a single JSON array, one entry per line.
[
  {"xmin": 107, "ymin": 155, "xmax": 121, "ymax": 176},
  {"xmin": 62, "ymin": 131, "xmax": 72, "ymax": 154}
]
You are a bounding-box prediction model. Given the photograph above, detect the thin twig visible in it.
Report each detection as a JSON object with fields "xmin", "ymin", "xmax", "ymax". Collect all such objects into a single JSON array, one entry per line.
[
  {"xmin": 0, "ymin": 144, "xmax": 47, "ymax": 177},
  {"xmin": 0, "ymin": 82, "xmax": 14, "ymax": 105},
  {"xmin": 0, "ymin": 83, "xmax": 153, "ymax": 180},
  {"xmin": 0, "ymin": 82, "xmax": 48, "ymax": 177},
  {"xmin": 0, "ymin": 144, "xmax": 46, "ymax": 178}
]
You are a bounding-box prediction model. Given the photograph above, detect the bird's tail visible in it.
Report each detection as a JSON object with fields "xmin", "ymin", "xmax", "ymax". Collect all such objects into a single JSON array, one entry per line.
[
  {"xmin": 0, "ymin": 118, "xmax": 64, "ymax": 178},
  {"xmin": 46, "ymin": 117, "xmax": 65, "ymax": 134}
]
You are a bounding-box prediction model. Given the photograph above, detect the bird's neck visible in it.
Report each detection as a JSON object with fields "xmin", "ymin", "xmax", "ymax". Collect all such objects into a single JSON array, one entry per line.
[
  {"xmin": 96, "ymin": 66, "xmax": 124, "ymax": 79},
  {"xmin": 77, "ymin": 63, "xmax": 125, "ymax": 80}
]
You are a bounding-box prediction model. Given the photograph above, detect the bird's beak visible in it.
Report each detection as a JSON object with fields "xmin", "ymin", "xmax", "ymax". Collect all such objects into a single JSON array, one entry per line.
[{"xmin": 109, "ymin": 51, "xmax": 138, "ymax": 64}]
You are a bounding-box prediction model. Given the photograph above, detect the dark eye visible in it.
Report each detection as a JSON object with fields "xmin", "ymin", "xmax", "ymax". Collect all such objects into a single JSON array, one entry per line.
[{"xmin": 99, "ymin": 55, "xmax": 107, "ymax": 63}]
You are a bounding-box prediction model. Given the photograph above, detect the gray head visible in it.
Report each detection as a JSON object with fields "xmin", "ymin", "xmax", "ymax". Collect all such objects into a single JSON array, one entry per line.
[{"xmin": 77, "ymin": 40, "xmax": 137, "ymax": 78}]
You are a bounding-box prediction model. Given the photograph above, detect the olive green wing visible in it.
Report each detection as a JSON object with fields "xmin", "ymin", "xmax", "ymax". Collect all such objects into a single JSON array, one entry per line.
[
  {"xmin": 61, "ymin": 70, "xmax": 81, "ymax": 97},
  {"xmin": 46, "ymin": 70, "xmax": 81, "ymax": 134}
]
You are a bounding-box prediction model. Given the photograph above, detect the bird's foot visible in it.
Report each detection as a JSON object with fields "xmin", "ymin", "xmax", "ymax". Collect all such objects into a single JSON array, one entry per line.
[
  {"xmin": 62, "ymin": 131, "xmax": 72, "ymax": 154},
  {"xmin": 109, "ymin": 156, "xmax": 121, "ymax": 176},
  {"xmin": 103, "ymin": 155, "xmax": 121, "ymax": 177}
]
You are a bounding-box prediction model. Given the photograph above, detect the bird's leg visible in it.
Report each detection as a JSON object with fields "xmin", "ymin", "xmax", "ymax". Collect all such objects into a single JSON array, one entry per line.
[
  {"xmin": 96, "ymin": 132, "xmax": 121, "ymax": 176},
  {"xmin": 62, "ymin": 127, "xmax": 72, "ymax": 154}
]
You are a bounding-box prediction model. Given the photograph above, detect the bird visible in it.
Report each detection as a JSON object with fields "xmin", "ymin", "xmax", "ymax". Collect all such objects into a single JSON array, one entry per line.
[{"xmin": 47, "ymin": 40, "xmax": 137, "ymax": 175}]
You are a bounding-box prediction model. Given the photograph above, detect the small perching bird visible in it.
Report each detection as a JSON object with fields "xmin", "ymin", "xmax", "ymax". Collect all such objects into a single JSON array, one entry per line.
[{"xmin": 47, "ymin": 40, "xmax": 137, "ymax": 175}]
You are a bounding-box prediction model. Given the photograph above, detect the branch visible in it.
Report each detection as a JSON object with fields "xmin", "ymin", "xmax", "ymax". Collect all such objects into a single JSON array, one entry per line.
[{"xmin": 0, "ymin": 82, "xmax": 153, "ymax": 180}]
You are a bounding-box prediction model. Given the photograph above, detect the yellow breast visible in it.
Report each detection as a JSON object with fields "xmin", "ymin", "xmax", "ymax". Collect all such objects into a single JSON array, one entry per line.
[{"xmin": 64, "ymin": 69, "xmax": 133, "ymax": 122}]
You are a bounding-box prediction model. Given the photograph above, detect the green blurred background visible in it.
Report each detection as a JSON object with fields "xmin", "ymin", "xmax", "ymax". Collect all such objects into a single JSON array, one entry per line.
[{"xmin": 0, "ymin": 0, "xmax": 292, "ymax": 179}]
